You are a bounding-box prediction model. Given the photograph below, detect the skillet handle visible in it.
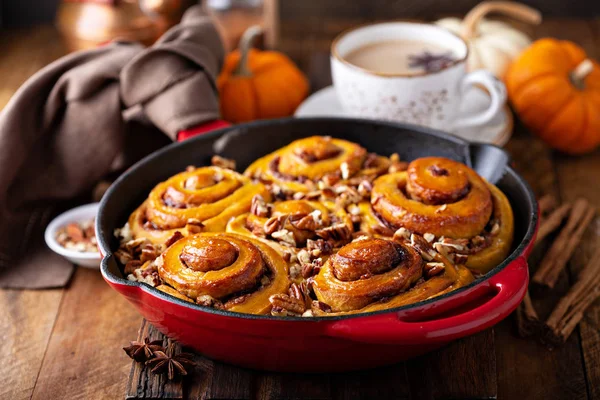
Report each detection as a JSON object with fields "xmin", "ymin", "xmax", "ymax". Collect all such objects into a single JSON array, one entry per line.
[
  {"xmin": 177, "ymin": 120, "xmax": 231, "ymax": 142},
  {"xmin": 326, "ymin": 256, "xmax": 529, "ymax": 345}
]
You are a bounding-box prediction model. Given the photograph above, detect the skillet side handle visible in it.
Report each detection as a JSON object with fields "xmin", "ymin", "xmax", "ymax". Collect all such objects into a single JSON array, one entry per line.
[
  {"xmin": 326, "ymin": 256, "xmax": 529, "ymax": 345},
  {"xmin": 177, "ymin": 120, "xmax": 231, "ymax": 142}
]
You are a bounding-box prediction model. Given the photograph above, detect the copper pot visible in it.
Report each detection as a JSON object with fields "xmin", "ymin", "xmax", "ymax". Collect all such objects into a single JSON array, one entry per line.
[{"xmin": 57, "ymin": 0, "xmax": 196, "ymax": 51}]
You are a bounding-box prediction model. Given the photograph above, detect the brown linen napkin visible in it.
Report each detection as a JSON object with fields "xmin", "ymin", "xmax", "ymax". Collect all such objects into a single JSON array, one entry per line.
[{"xmin": 0, "ymin": 6, "xmax": 223, "ymax": 288}]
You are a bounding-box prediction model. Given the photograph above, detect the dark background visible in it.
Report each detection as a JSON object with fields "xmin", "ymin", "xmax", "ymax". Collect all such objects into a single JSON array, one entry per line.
[{"xmin": 1, "ymin": 0, "xmax": 599, "ymax": 27}]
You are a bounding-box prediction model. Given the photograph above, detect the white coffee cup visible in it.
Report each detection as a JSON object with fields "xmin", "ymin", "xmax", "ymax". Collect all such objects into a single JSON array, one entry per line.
[{"xmin": 331, "ymin": 22, "xmax": 506, "ymax": 130}]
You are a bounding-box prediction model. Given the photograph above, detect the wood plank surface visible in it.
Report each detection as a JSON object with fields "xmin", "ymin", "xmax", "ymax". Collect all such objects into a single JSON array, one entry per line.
[
  {"xmin": 126, "ymin": 320, "xmax": 183, "ymax": 400},
  {"xmin": 554, "ymin": 18, "xmax": 600, "ymax": 400},
  {"xmin": 30, "ymin": 268, "xmax": 141, "ymax": 400},
  {"xmin": 406, "ymin": 331, "xmax": 497, "ymax": 400},
  {"xmin": 0, "ymin": 290, "xmax": 64, "ymax": 400}
]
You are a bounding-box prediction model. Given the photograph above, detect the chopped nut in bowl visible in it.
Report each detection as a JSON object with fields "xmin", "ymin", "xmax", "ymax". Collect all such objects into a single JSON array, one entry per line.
[{"xmin": 44, "ymin": 203, "xmax": 101, "ymax": 268}]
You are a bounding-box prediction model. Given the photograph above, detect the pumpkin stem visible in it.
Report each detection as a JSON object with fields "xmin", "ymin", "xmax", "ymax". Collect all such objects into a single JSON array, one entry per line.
[
  {"xmin": 233, "ymin": 25, "xmax": 263, "ymax": 77},
  {"xmin": 571, "ymin": 59, "xmax": 594, "ymax": 90},
  {"xmin": 461, "ymin": 1, "xmax": 542, "ymax": 39}
]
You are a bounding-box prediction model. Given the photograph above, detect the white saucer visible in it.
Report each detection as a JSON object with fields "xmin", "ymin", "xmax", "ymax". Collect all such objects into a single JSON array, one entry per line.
[{"xmin": 295, "ymin": 86, "xmax": 513, "ymax": 146}]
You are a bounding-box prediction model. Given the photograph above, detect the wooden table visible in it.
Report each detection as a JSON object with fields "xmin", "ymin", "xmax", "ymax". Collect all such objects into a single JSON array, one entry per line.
[{"xmin": 1, "ymin": 18, "xmax": 599, "ymax": 400}]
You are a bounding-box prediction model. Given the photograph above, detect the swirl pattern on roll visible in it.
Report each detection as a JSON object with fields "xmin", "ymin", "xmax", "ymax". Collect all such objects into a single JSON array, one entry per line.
[
  {"xmin": 128, "ymin": 166, "xmax": 270, "ymax": 244},
  {"xmin": 245, "ymin": 136, "xmax": 389, "ymax": 194},
  {"xmin": 370, "ymin": 157, "xmax": 514, "ymax": 274},
  {"xmin": 158, "ymin": 232, "xmax": 290, "ymax": 314},
  {"xmin": 312, "ymin": 236, "xmax": 474, "ymax": 314}
]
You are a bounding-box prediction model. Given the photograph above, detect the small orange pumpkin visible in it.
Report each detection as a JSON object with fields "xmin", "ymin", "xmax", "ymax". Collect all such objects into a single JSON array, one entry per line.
[
  {"xmin": 506, "ymin": 38, "xmax": 600, "ymax": 154},
  {"xmin": 218, "ymin": 26, "xmax": 309, "ymax": 123}
]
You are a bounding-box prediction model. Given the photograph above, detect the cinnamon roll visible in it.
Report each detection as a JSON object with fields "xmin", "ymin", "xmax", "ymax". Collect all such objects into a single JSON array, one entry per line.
[
  {"xmin": 158, "ymin": 232, "xmax": 290, "ymax": 314},
  {"xmin": 127, "ymin": 166, "xmax": 270, "ymax": 245},
  {"xmin": 244, "ymin": 136, "xmax": 389, "ymax": 196},
  {"xmin": 311, "ymin": 235, "xmax": 474, "ymax": 314},
  {"xmin": 370, "ymin": 157, "xmax": 514, "ymax": 274}
]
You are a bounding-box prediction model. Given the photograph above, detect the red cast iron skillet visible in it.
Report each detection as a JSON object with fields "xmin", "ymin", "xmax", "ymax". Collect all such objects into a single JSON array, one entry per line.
[{"xmin": 97, "ymin": 117, "xmax": 538, "ymax": 372}]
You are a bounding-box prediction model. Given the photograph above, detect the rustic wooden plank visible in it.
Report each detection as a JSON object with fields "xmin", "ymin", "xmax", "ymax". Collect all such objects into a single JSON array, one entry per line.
[
  {"xmin": 126, "ymin": 320, "xmax": 183, "ymax": 399},
  {"xmin": 255, "ymin": 373, "xmax": 332, "ymax": 400},
  {"xmin": 494, "ymin": 132, "xmax": 588, "ymax": 400},
  {"xmin": 406, "ymin": 330, "xmax": 497, "ymax": 400},
  {"xmin": 0, "ymin": 289, "xmax": 64, "ymax": 400},
  {"xmin": 30, "ymin": 268, "xmax": 141, "ymax": 399},
  {"xmin": 332, "ymin": 363, "xmax": 410, "ymax": 400},
  {"xmin": 552, "ymin": 19, "xmax": 600, "ymax": 395},
  {"xmin": 205, "ymin": 363, "xmax": 254, "ymax": 400},
  {"xmin": 554, "ymin": 150, "xmax": 600, "ymax": 400}
]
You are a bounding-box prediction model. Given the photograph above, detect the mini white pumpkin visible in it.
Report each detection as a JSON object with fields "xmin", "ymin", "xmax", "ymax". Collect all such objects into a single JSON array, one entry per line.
[{"xmin": 436, "ymin": 1, "xmax": 541, "ymax": 80}]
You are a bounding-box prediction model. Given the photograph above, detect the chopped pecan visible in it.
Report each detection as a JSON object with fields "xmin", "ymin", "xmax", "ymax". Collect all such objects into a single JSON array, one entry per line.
[
  {"xmin": 271, "ymin": 229, "xmax": 296, "ymax": 246},
  {"xmin": 490, "ymin": 222, "xmax": 500, "ymax": 236},
  {"xmin": 312, "ymin": 300, "xmax": 332, "ymax": 313},
  {"xmin": 165, "ymin": 231, "xmax": 185, "ymax": 247},
  {"xmin": 297, "ymin": 249, "xmax": 312, "ymax": 265},
  {"xmin": 340, "ymin": 162, "xmax": 351, "ymax": 180},
  {"xmin": 316, "ymin": 223, "xmax": 352, "ymax": 242},
  {"xmin": 322, "ymin": 172, "xmax": 341, "ymax": 187},
  {"xmin": 439, "ymin": 237, "xmax": 469, "ymax": 252},
  {"xmin": 425, "ymin": 262, "xmax": 445, "ymax": 278},
  {"xmin": 115, "ymin": 249, "xmax": 133, "ymax": 265},
  {"xmin": 211, "ymin": 155, "xmax": 236, "ymax": 170},
  {"xmin": 410, "ymin": 234, "xmax": 436, "ymax": 261},
  {"xmin": 124, "ymin": 260, "xmax": 143, "ymax": 275},
  {"xmin": 423, "ymin": 232, "xmax": 435, "ymax": 243},
  {"xmin": 186, "ymin": 218, "xmax": 205, "ymax": 234},
  {"xmin": 264, "ymin": 215, "xmax": 288, "ymax": 235},
  {"xmin": 306, "ymin": 239, "xmax": 333, "ymax": 255},
  {"xmin": 357, "ymin": 180, "xmax": 373, "ymax": 198},
  {"xmin": 183, "ymin": 175, "xmax": 198, "ymax": 190},
  {"xmin": 140, "ymin": 244, "xmax": 161, "ymax": 263},
  {"xmin": 454, "ymin": 253, "xmax": 469, "ymax": 264},
  {"xmin": 289, "ymin": 213, "xmax": 318, "ymax": 231},
  {"xmin": 250, "ymin": 194, "xmax": 271, "ymax": 218},
  {"xmin": 196, "ymin": 294, "xmax": 222, "ymax": 308},
  {"xmin": 393, "ymin": 227, "xmax": 411, "ymax": 241}
]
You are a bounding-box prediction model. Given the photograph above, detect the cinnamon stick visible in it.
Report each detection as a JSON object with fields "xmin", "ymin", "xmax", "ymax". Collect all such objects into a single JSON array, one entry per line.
[
  {"xmin": 532, "ymin": 199, "xmax": 596, "ymax": 288},
  {"xmin": 538, "ymin": 194, "xmax": 558, "ymax": 216},
  {"xmin": 516, "ymin": 290, "xmax": 542, "ymax": 338},
  {"xmin": 535, "ymin": 203, "xmax": 572, "ymax": 246},
  {"xmin": 544, "ymin": 247, "xmax": 600, "ymax": 345}
]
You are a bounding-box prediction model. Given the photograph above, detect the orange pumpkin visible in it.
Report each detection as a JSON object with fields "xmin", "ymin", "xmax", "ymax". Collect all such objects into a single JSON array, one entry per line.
[
  {"xmin": 218, "ymin": 26, "xmax": 309, "ymax": 123},
  {"xmin": 506, "ymin": 38, "xmax": 600, "ymax": 154}
]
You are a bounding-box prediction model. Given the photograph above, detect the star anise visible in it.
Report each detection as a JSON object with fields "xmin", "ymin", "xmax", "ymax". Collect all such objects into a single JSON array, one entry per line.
[
  {"xmin": 146, "ymin": 344, "xmax": 197, "ymax": 380},
  {"xmin": 123, "ymin": 337, "xmax": 164, "ymax": 362},
  {"xmin": 408, "ymin": 51, "xmax": 456, "ymax": 73}
]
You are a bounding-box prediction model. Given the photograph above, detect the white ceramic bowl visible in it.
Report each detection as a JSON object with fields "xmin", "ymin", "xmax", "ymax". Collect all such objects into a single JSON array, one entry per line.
[{"xmin": 44, "ymin": 203, "xmax": 101, "ymax": 269}]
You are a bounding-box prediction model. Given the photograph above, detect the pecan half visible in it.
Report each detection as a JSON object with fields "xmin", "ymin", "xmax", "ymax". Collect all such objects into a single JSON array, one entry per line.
[
  {"xmin": 307, "ymin": 239, "xmax": 333, "ymax": 255},
  {"xmin": 269, "ymin": 294, "xmax": 305, "ymax": 316},
  {"xmin": 316, "ymin": 223, "xmax": 352, "ymax": 243},
  {"xmin": 289, "ymin": 213, "xmax": 318, "ymax": 231}
]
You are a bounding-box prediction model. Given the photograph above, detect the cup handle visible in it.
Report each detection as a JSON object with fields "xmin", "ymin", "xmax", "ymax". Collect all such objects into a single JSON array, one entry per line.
[{"xmin": 453, "ymin": 70, "xmax": 507, "ymax": 129}]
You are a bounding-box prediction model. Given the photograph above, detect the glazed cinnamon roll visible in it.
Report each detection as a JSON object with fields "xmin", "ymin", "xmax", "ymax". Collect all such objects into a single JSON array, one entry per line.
[
  {"xmin": 369, "ymin": 157, "xmax": 514, "ymax": 274},
  {"xmin": 127, "ymin": 166, "xmax": 270, "ymax": 245},
  {"xmin": 157, "ymin": 232, "xmax": 290, "ymax": 314},
  {"xmin": 244, "ymin": 136, "xmax": 390, "ymax": 196},
  {"xmin": 311, "ymin": 235, "xmax": 474, "ymax": 314}
]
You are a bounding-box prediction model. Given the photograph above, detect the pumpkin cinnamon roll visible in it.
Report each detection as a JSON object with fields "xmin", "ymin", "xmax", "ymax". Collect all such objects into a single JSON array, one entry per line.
[
  {"xmin": 157, "ymin": 232, "xmax": 290, "ymax": 314},
  {"xmin": 127, "ymin": 166, "xmax": 270, "ymax": 245},
  {"xmin": 244, "ymin": 136, "xmax": 390, "ymax": 196},
  {"xmin": 311, "ymin": 235, "xmax": 474, "ymax": 314},
  {"xmin": 370, "ymin": 157, "xmax": 514, "ymax": 274}
]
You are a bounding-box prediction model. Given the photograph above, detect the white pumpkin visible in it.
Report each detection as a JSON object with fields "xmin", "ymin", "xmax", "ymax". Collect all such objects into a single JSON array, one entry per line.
[{"xmin": 435, "ymin": 1, "xmax": 541, "ymax": 80}]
